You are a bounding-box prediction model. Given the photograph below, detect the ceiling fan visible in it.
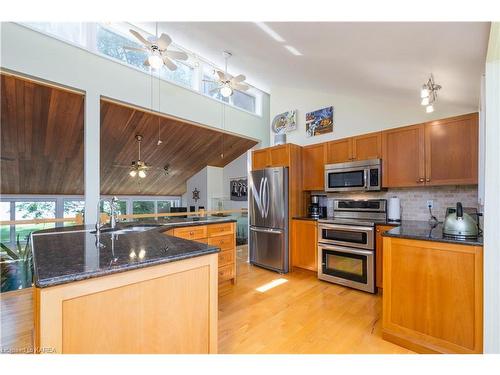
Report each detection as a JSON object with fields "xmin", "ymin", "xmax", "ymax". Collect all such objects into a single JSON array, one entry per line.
[
  {"xmin": 113, "ymin": 135, "xmax": 171, "ymax": 179},
  {"xmin": 204, "ymin": 51, "xmax": 249, "ymax": 98},
  {"xmin": 124, "ymin": 25, "xmax": 189, "ymax": 71}
]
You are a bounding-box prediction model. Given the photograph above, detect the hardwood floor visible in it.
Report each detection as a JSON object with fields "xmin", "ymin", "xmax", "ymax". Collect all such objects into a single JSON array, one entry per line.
[
  {"xmin": 1, "ymin": 245, "xmax": 412, "ymax": 354},
  {"xmin": 218, "ymin": 245, "xmax": 413, "ymax": 354},
  {"xmin": 0, "ymin": 288, "xmax": 34, "ymax": 353}
]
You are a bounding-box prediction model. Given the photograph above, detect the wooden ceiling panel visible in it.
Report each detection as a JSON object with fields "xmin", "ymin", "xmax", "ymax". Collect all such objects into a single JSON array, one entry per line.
[
  {"xmin": 100, "ymin": 100, "xmax": 258, "ymax": 195},
  {"xmin": 1, "ymin": 74, "xmax": 85, "ymax": 195},
  {"xmin": 1, "ymin": 74, "xmax": 257, "ymax": 196}
]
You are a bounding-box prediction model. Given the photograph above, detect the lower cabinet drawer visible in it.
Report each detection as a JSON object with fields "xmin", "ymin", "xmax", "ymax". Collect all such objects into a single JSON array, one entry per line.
[
  {"xmin": 207, "ymin": 223, "xmax": 234, "ymax": 237},
  {"xmin": 218, "ymin": 264, "xmax": 234, "ymax": 282},
  {"xmin": 218, "ymin": 249, "xmax": 234, "ymax": 267},
  {"xmin": 173, "ymin": 225, "xmax": 207, "ymax": 240},
  {"xmin": 208, "ymin": 234, "xmax": 234, "ymax": 251}
]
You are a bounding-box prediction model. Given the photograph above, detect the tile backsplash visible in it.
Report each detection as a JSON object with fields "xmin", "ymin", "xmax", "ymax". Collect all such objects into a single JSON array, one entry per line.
[{"xmin": 322, "ymin": 185, "xmax": 478, "ymax": 221}]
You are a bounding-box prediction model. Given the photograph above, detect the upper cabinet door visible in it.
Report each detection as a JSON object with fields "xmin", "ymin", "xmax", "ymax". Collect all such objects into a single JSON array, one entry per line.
[
  {"xmin": 382, "ymin": 124, "xmax": 425, "ymax": 187},
  {"xmin": 352, "ymin": 132, "xmax": 382, "ymax": 161},
  {"xmin": 252, "ymin": 149, "xmax": 270, "ymax": 170},
  {"xmin": 269, "ymin": 145, "xmax": 290, "ymax": 167},
  {"xmin": 425, "ymin": 113, "xmax": 478, "ymax": 186},
  {"xmin": 325, "ymin": 138, "xmax": 352, "ymax": 164},
  {"xmin": 302, "ymin": 143, "xmax": 326, "ymax": 190}
]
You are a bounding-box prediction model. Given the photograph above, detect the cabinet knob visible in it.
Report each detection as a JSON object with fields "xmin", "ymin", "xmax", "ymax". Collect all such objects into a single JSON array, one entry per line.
[
  {"xmin": 189, "ymin": 231, "xmax": 194, "ymax": 235},
  {"xmin": 426, "ymin": 178, "xmax": 430, "ymax": 182}
]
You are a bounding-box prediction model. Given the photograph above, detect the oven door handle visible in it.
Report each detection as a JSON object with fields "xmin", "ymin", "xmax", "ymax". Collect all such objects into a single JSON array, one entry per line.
[
  {"xmin": 319, "ymin": 244, "xmax": 374, "ymax": 257},
  {"xmin": 318, "ymin": 224, "xmax": 374, "ymax": 232}
]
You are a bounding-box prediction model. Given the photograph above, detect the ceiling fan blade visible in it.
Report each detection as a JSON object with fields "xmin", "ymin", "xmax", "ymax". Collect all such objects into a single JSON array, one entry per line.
[
  {"xmin": 202, "ymin": 79, "xmax": 217, "ymax": 83},
  {"xmin": 123, "ymin": 45, "xmax": 146, "ymax": 52},
  {"xmin": 215, "ymin": 70, "xmax": 226, "ymax": 81},
  {"xmin": 112, "ymin": 164, "xmax": 133, "ymax": 169},
  {"xmin": 233, "ymin": 83, "xmax": 249, "ymax": 91},
  {"xmin": 231, "ymin": 74, "xmax": 246, "ymax": 83},
  {"xmin": 129, "ymin": 29, "xmax": 151, "ymax": 47},
  {"xmin": 162, "ymin": 56, "xmax": 178, "ymax": 71},
  {"xmin": 157, "ymin": 33, "xmax": 172, "ymax": 50},
  {"xmin": 165, "ymin": 50, "xmax": 188, "ymax": 61}
]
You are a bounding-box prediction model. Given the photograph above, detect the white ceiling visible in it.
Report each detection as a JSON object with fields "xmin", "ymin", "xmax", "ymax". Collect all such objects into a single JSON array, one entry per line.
[{"xmin": 140, "ymin": 22, "xmax": 490, "ymax": 108}]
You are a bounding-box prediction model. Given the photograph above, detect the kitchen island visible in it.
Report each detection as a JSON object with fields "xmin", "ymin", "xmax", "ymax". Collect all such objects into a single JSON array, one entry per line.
[
  {"xmin": 382, "ymin": 221, "xmax": 483, "ymax": 354},
  {"xmin": 31, "ymin": 217, "xmax": 236, "ymax": 354}
]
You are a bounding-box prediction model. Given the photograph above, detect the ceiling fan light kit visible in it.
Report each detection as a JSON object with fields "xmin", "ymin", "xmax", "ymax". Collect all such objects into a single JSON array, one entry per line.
[
  {"xmin": 204, "ymin": 51, "xmax": 250, "ymax": 98},
  {"xmin": 420, "ymin": 74, "xmax": 441, "ymax": 113}
]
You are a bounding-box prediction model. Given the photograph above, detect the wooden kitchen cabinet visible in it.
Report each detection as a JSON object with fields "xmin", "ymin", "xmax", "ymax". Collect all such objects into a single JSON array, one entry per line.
[
  {"xmin": 325, "ymin": 138, "xmax": 352, "ymax": 164},
  {"xmin": 165, "ymin": 222, "xmax": 237, "ymax": 285},
  {"xmin": 302, "ymin": 143, "xmax": 326, "ymax": 190},
  {"xmin": 424, "ymin": 113, "xmax": 478, "ymax": 186},
  {"xmin": 252, "ymin": 149, "xmax": 270, "ymax": 170},
  {"xmin": 375, "ymin": 224, "xmax": 395, "ymax": 290},
  {"xmin": 383, "ymin": 237, "xmax": 483, "ymax": 354},
  {"xmin": 382, "ymin": 113, "xmax": 478, "ymax": 188},
  {"xmin": 291, "ymin": 219, "xmax": 318, "ymax": 272},
  {"xmin": 351, "ymin": 132, "xmax": 382, "ymax": 161},
  {"xmin": 325, "ymin": 132, "xmax": 381, "ymax": 164},
  {"xmin": 251, "ymin": 144, "xmax": 300, "ymax": 170},
  {"xmin": 382, "ymin": 124, "xmax": 426, "ymax": 187}
]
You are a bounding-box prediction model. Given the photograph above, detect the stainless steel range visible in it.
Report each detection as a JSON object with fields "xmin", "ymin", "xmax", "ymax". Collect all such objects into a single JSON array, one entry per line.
[{"xmin": 317, "ymin": 199, "xmax": 387, "ymax": 293}]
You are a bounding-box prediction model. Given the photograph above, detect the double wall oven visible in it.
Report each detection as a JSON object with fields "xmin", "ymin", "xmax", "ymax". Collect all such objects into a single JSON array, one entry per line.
[{"xmin": 317, "ymin": 199, "xmax": 387, "ymax": 293}]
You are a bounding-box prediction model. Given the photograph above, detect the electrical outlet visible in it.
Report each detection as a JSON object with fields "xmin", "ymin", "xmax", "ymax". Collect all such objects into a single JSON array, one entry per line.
[{"xmin": 426, "ymin": 200, "xmax": 434, "ymax": 209}]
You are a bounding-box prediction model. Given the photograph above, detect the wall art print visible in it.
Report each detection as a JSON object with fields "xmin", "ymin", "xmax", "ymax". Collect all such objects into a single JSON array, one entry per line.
[
  {"xmin": 271, "ymin": 110, "xmax": 297, "ymax": 134},
  {"xmin": 230, "ymin": 177, "xmax": 247, "ymax": 201},
  {"xmin": 305, "ymin": 106, "xmax": 334, "ymax": 137}
]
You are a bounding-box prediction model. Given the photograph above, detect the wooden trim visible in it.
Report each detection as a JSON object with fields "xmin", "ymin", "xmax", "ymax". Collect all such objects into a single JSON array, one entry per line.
[
  {"xmin": 35, "ymin": 254, "xmax": 218, "ymax": 354},
  {"xmin": 0, "ymin": 210, "xmax": 246, "ymax": 226},
  {"xmin": 0, "ymin": 69, "xmax": 85, "ymax": 96}
]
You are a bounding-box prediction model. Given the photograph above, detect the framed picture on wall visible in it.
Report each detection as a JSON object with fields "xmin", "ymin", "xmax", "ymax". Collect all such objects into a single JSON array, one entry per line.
[
  {"xmin": 306, "ymin": 106, "xmax": 334, "ymax": 137},
  {"xmin": 230, "ymin": 177, "xmax": 247, "ymax": 201}
]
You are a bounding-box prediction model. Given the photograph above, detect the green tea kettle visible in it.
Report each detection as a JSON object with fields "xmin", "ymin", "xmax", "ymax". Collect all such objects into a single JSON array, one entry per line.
[{"xmin": 443, "ymin": 202, "xmax": 479, "ymax": 238}]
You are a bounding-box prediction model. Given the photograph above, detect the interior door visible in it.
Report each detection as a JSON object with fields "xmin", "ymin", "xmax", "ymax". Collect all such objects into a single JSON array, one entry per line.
[
  {"xmin": 425, "ymin": 113, "xmax": 478, "ymax": 186},
  {"xmin": 382, "ymin": 124, "xmax": 425, "ymax": 187}
]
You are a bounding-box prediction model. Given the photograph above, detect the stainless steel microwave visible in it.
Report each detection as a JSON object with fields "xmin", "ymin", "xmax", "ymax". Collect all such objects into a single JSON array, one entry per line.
[{"xmin": 324, "ymin": 159, "xmax": 381, "ymax": 192}]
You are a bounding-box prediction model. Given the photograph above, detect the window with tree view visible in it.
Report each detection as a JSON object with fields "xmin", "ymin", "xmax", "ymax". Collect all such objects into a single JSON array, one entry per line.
[{"xmin": 14, "ymin": 201, "xmax": 56, "ymax": 242}]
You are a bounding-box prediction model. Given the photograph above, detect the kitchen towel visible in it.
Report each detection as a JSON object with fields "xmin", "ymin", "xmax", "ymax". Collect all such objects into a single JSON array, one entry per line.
[{"xmin": 388, "ymin": 196, "xmax": 401, "ymax": 221}]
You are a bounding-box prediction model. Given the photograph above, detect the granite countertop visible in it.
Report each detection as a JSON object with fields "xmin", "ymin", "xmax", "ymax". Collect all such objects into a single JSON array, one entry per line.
[
  {"xmin": 31, "ymin": 217, "xmax": 236, "ymax": 288},
  {"xmin": 382, "ymin": 220, "xmax": 483, "ymax": 246}
]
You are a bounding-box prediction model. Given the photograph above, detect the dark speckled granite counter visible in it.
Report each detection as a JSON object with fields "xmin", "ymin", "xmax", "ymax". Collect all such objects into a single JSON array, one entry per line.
[
  {"xmin": 382, "ymin": 220, "xmax": 483, "ymax": 246},
  {"xmin": 31, "ymin": 217, "xmax": 236, "ymax": 288}
]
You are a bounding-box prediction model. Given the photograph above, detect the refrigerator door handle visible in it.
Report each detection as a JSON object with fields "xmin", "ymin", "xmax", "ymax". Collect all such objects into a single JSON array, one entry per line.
[{"xmin": 250, "ymin": 227, "xmax": 283, "ymax": 234}]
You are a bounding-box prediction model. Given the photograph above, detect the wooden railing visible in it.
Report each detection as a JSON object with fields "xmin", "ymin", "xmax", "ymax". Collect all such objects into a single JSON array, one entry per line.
[{"xmin": 0, "ymin": 209, "xmax": 247, "ymax": 226}]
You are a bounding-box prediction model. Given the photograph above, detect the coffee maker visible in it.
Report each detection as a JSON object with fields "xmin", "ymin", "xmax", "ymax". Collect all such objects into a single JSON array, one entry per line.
[{"xmin": 308, "ymin": 195, "xmax": 324, "ymax": 219}]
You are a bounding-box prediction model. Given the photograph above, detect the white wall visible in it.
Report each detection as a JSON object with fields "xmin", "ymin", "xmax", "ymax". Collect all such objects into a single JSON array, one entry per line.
[
  {"xmin": 483, "ymin": 22, "xmax": 500, "ymax": 354},
  {"xmin": 0, "ymin": 22, "xmax": 270, "ymax": 223},
  {"xmin": 269, "ymin": 85, "xmax": 479, "ymax": 147},
  {"xmin": 222, "ymin": 152, "xmax": 249, "ymax": 211},
  {"xmin": 206, "ymin": 166, "xmax": 223, "ymax": 210},
  {"xmin": 182, "ymin": 167, "xmax": 208, "ymax": 210}
]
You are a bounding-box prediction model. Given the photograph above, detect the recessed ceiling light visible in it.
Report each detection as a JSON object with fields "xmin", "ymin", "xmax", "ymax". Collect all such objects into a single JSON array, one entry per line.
[
  {"xmin": 255, "ymin": 22, "xmax": 285, "ymax": 42},
  {"xmin": 284, "ymin": 45, "xmax": 302, "ymax": 56}
]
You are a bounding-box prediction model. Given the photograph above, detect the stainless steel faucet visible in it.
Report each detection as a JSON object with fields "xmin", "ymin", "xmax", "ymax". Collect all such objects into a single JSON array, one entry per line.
[{"xmin": 95, "ymin": 196, "xmax": 119, "ymax": 235}]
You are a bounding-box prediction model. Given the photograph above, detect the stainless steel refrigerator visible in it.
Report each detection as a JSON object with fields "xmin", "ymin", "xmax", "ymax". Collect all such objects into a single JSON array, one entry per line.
[{"xmin": 249, "ymin": 167, "xmax": 289, "ymax": 273}]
